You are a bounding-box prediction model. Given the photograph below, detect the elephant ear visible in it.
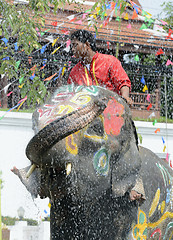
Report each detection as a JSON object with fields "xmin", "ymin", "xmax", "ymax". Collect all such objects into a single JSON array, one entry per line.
[{"xmin": 111, "ymin": 134, "xmax": 142, "ymax": 198}]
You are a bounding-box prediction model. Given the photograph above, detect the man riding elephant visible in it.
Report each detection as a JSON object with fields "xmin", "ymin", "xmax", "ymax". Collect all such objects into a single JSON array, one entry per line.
[{"xmin": 68, "ymin": 29, "xmax": 145, "ymax": 202}]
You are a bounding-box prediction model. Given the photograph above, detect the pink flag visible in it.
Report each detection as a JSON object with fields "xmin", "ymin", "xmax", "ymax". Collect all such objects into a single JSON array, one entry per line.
[
  {"xmin": 66, "ymin": 40, "xmax": 71, "ymax": 48},
  {"xmin": 146, "ymin": 94, "xmax": 150, "ymax": 102},
  {"xmin": 160, "ymin": 20, "xmax": 168, "ymax": 25},
  {"xmin": 127, "ymin": 23, "xmax": 131, "ymax": 29},
  {"xmin": 18, "ymin": 96, "xmax": 27, "ymax": 104},
  {"xmin": 166, "ymin": 153, "xmax": 169, "ymax": 162},
  {"xmin": 7, "ymin": 91, "xmax": 13, "ymax": 96},
  {"xmin": 75, "ymin": 20, "xmax": 83, "ymax": 25},
  {"xmin": 82, "ymin": 13, "xmax": 87, "ymax": 19},
  {"xmin": 166, "ymin": 59, "xmax": 173, "ymax": 66}
]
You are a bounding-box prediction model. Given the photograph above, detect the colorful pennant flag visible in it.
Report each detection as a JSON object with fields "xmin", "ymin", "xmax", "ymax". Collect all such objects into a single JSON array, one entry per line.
[
  {"xmin": 43, "ymin": 72, "xmax": 57, "ymax": 82},
  {"xmin": 51, "ymin": 21, "xmax": 58, "ymax": 26},
  {"xmin": 134, "ymin": 55, "xmax": 139, "ymax": 61},
  {"xmin": 166, "ymin": 29, "xmax": 173, "ymax": 40},
  {"xmin": 160, "ymin": 20, "xmax": 168, "ymax": 25},
  {"xmin": 141, "ymin": 75, "xmax": 145, "ymax": 84},
  {"xmin": 7, "ymin": 91, "xmax": 13, "ymax": 97},
  {"xmin": 124, "ymin": 13, "xmax": 129, "ymax": 20},
  {"xmin": 1, "ymin": 37, "xmax": 8, "ymax": 46},
  {"xmin": 163, "ymin": 145, "xmax": 166, "ymax": 152},
  {"xmin": 162, "ymin": 137, "xmax": 165, "ymax": 144},
  {"xmin": 15, "ymin": 61, "xmax": 21, "ymax": 70},
  {"xmin": 155, "ymin": 128, "xmax": 160, "ymax": 134},
  {"xmin": 14, "ymin": 42, "xmax": 18, "ymax": 51},
  {"xmin": 127, "ymin": 23, "xmax": 131, "ymax": 29},
  {"xmin": 19, "ymin": 76, "xmax": 24, "ymax": 84},
  {"xmin": 146, "ymin": 94, "xmax": 150, "ymax": 102},
  {"xmin": 142, "ymin": 85, "xmax": 148, "ymax": 92},
  {"xmin": 132, "ymin": 9, "xmax": 138, "ymax": 19},
  {"xmin": 51, "ymin": 46, "xmax": 61, "ymax": 55},
  {"xmin": 52, "ymin": 37, "xmax": 59, "ymax": 47},
  {"xmin": 140, "ymin": 24, "xmax": 148, "ymax": 30},
  {"xmin": 156, "ymin": 48, "xmax": 164, "ymax": 56},
  {"xmin": 75, "ymin": 20, "xmax": 83, "ymax": 25},
  {"xmin": 40, "ymin": 44, "xmax": 47, "ymax": 54},
  {"xmin": 166, "ymin": 59, "xmax": 173, "ymax": 66},
  {"xmin": 147, "ymin": 103, "xmax": 152, "ymax": 110},
  {"xmin": 152, "ymin": 119, "xmax": 157, "ymax": 125}
]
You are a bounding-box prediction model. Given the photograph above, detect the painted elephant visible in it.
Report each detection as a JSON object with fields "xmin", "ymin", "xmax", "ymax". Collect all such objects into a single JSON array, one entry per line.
[{"xmin": 12, "ymin": 85, "xmax": 173, "ymax": 240}]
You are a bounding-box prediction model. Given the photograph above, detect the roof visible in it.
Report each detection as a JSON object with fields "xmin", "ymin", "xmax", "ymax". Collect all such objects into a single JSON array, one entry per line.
[
  {"xmin": 40, "ymin": 3, "xmax": 173, "ymax": 55},
  {"xmin": 3, "ymin": 0, "xmax": 173, "ymax": 54}
]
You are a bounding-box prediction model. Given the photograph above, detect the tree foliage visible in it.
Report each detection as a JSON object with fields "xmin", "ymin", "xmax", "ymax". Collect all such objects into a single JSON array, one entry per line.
[
  {"xmin": 161, "ymin": 1, "xmax": 173, "ymax": 27},
  {"xmin": 2, "ymin": 216, "xmax": 38, "ymax": 226}
]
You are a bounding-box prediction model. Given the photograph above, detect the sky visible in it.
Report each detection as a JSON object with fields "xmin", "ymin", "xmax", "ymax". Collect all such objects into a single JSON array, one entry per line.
[{"xmin": 138, "ymin": 0, "xmax": 170, "ymax": 18}]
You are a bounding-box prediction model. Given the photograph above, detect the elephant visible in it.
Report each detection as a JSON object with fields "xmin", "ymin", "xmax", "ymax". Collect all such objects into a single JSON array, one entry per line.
[{"xmin": 12, "ymin": 84, "xmax": 173, "ymax": 240}]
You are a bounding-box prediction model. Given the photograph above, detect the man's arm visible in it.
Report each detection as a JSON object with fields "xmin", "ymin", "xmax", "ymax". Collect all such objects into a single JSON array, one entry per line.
[
  {"xmin": 120, "ymin": 86, "xmax": 133, "ymax": 105},
  {"xmin": 109, "ymin": 58, "xmax": 133, "ymax": 105}
]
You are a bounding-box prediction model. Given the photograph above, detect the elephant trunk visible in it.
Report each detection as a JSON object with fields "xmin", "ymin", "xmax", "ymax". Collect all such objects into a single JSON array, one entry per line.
[{"xmin": 26, "ymin": 99, "xmax": 107, "ymax": 165}]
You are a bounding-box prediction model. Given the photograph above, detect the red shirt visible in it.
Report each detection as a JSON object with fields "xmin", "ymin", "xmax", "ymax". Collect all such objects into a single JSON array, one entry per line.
[{"xmin": 68, "ymin": 52, "xmax": 131, "ymax": 94}]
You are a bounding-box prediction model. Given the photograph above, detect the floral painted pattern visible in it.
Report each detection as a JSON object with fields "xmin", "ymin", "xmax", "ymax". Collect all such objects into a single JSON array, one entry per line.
[{"xmin": 103, "ymin": 97, "xmax": 125, "ymax": 136}]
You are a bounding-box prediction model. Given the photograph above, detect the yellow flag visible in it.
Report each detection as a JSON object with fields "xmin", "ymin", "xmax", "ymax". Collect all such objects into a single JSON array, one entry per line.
[
  {"xmin": 51, "ymin": 46, "xmax": 61, "ymax": 55},
  {"xmin": 18, "ymin": 83, "xmax": 24, "ymax": 88},
  {"xmin": 62, "ymin": 66, "xmax": 66, "ymax": 76},
  {"xmin": 52, "ymin": 37, "xmax": 59, "ymax": 47},
  {"xmin": 124, "ymin": 13, "xmax": 128, "ymax": 20},
  {"xmin": 142, "ymin": 85, "xmax": 148, "ymax": 92}
]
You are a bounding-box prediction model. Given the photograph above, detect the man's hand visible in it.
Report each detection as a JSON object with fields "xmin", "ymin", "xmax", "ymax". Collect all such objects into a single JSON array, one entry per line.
[
  {"xmin": 120, "ymin": 86, "xmax": 133, "ymax": 106},
  {"xmin": 123, "ymin": 96, "xmax": 133, "ymax": 105}
]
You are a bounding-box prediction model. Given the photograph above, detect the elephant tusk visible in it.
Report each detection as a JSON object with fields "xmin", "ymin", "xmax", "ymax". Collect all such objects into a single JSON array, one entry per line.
[
  {"xmin": 26, "ymin": 164, "xmax": 36, "ymax": 179},
  {"xmin": 66, "ymin": 163, "xmax": 72, "ymax": 176}
]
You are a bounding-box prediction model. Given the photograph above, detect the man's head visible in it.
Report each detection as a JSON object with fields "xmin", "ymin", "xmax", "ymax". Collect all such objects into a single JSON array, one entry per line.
[{"xmin": 70, "ymin": 30, "xmax": 96, "ymax": 60}]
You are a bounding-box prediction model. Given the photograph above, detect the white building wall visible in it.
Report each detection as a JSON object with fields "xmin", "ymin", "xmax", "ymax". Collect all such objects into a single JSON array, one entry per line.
[
  {"xmin": 135, "ymin": 121, "xmax": 173, "ymax": 165},
  {"xmin": 8, "ymin": 221, "xmax": 50, "ymax": 240}
]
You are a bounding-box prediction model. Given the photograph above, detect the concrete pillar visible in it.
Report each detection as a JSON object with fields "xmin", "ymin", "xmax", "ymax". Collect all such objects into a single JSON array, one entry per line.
[{"xmin": 38, "ymin": 221, "xmax": 50, "ymax": 240}]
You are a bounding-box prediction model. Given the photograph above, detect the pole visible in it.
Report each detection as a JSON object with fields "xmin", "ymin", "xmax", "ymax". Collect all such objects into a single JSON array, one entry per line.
[
  {"xmin": 164, "ymin": 74, "xmax": 169, "ymax": 165},
  {"xmin": 0, "ymin": 178, "xmax": 2, "ymax": 240}
]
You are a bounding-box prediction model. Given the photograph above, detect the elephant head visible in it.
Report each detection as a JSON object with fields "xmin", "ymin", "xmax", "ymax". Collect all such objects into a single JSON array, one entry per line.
[{"xmin": 15, "ymin": 85, "xmax": 141, "ymax": 202}]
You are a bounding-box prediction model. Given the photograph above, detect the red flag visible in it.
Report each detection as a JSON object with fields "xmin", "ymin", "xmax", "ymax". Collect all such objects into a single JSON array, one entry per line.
[
  {"xmin": 51, "ymin": 21, "xmax": 58, "ymax": 26},
  {"xmin": 147, "ymin": 103, "xmax": 152, "ymax": 110},
  {"xmin": 166, "ymin": 29, "xmax": 173, "ymax": 40},
  {"xmin": 156, "ymin": 48, "xmax": 164, "ymax": 56}
]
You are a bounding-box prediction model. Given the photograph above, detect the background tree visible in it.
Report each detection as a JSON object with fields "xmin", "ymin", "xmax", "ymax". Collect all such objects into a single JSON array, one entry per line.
[{"xmin": 161, "ymin": 1, "xmax": 173, "ymax": 27}]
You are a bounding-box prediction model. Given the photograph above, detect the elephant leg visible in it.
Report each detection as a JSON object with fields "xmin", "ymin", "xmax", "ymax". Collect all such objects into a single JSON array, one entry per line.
[{"xmin": 113, "ymin": 193, "xmax": 138, "ymax": 240}]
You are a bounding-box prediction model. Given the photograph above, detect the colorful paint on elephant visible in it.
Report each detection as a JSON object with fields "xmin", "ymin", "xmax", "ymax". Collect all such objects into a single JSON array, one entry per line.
[
  {"xmin": 37, "ymin": 85, "xmax": 99, "ymax": 130},
  {"xmin": 84, "ymin": 115, "xmax": 108, "ymax": 143},
  {"xmin": 103, "ymin": 97, "xmax": 124, "ymax": 136},
  {"xmin": 132, "ymin": 209, "xmax": 147, "ymax": 240},
  {"xmin": 132, "ymin": 163, "xmax": 173, "ymax": 239},
  {"xmin": 93, "ymin": 148, "xmax": 110, "ymax": 176}
]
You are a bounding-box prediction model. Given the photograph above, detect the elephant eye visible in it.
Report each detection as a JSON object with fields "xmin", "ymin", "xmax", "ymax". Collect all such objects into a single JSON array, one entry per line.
[{"xmin": 86, "ymin": 118, "xmax": 104, "ymax": 137}]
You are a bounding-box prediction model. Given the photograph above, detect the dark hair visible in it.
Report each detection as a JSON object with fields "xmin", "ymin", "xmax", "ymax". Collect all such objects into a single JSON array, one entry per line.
[{"xmin": 70, "ymin": 30, "xmax": 96, "ymax": 51}]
